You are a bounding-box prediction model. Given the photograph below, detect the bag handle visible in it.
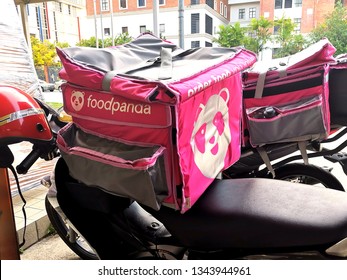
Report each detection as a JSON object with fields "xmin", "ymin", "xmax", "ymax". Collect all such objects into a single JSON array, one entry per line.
[
  {"xmin": 102, "ymin": 47, "xmax": 178, "ymax": 91},
  {"xmin": 254, "ymin": 57, "xmax": 290, "ymax": 99}
]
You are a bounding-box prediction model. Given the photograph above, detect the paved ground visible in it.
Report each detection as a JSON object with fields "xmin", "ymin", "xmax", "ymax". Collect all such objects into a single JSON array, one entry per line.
[{"xmin": 20, "ymin": 234, "xmax": 80, "ymax": 260}]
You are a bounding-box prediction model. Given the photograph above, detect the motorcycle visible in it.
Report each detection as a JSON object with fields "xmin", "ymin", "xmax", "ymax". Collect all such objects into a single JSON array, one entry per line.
[
  {"xmin": 223, "ymin": 127, "xmax": 347, "ymax": 191},
  {"xmin": 2, "ymin": 86, "xmax": 347, "ymax": 260}
]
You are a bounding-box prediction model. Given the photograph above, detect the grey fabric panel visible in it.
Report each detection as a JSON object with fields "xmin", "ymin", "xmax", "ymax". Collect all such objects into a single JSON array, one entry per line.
[
  {"xmin": 102, "ymin": 70, "xmax": 118, "ymax": 91},
  {"xmin": 64, "ymin": 124, "xmax": 159, "ymax": 161},
  {"xmin": 59, "ymin": 124, "xmax": 169, "ymax": 210},
  {"xmin": 61, "ymin": 34, "xmax": 180, "ymax": 74},
  {"xmin": 62, "ymin": 152, "xmax": 168, "ymax": 210},
  {"xmin": 61, "ymin": 33, "xmax": 238, "ymax": 82},
  {"xmin": 247, "ymin": 104, "xmax": 327, "ymax": 146},
  {"xmin": 122, "ymin": 47, "xmax": 238, "ymax": 82},
  {"xmin": 158, "ymin": 47, "xmax": 173, "ymax": 80}
]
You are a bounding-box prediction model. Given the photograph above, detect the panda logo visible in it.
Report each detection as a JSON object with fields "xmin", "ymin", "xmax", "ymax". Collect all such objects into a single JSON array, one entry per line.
[
  {"xmin": 190, "ymin": 88, "xmax": 231, "ymax": 178},
  {"xmin": 70, "ymin": 90, "xmax": 85, "ymax": 112}
]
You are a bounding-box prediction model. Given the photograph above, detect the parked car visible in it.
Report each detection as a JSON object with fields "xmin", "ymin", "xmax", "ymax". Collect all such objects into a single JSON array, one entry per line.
[
  {"xmin": 55, "ymin": 79, "xmax": 66, "ymax": 91},
  {"xmin": 39, "ymin": 79, "xmax": 55, "ymax": 92}
]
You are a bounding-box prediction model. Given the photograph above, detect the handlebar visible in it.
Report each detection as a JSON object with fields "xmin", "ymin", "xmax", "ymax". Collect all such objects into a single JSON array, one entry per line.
[
  {"xmin": 16, "ymin": 147, "xmax": 41, "ymax": 174},
  {"xmin": 15, "ymin": 140, "xmax": 60, "ymax": 175}
]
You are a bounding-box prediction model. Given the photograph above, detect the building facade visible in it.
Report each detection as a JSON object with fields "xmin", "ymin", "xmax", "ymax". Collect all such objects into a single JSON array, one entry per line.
[
  {"xmin": 16, "ymin": 0, "xmax": 86, "ymax": 46},
  {"xmin": 83, "ymin": 0, "xmax": 230, "ymax": 48},
  {"xmin": 15, "ymin": 0, "xmax": 347, "ymax": 48},
  {"xmin": 229, "ymin": 0, "xmax": 260, "ymax": 27},
  {"xmin": 229, "ymin": 0, "xmax": 344, "ymax": 35}
]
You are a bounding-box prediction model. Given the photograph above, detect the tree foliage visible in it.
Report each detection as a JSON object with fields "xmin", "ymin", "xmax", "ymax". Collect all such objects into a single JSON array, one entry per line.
[
  {"xmin": 310, "ymin": 2, "xmax": 347, "ymax": 55},
  {"xmin": 30, "ymin": 36, "xmax": 57, "ymax": 67},
  {"xmin": 214, "ymin": 16, "xmax": 310, "ymax": 58},
  {"xmin": 213, "ymin": 17, "xmax": 273, "ymax": 55},
  {"xmin": 76, "ymin": 33, "xmax": 133, "ymax": 48},
  {"xmin": 245, "ymin": 17, "xmax": 274, "ymax": 54},
  {"xmin": 273, "ymin": 17, "xmax": 308, "ymax": 58},
  {"xmin": 213, "ymin": 22, "xmax": 246, "ymax": 48}
]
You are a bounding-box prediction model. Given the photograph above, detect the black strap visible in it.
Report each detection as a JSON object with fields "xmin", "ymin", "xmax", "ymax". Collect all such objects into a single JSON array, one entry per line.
[{"xmin": 9, "ymin": 165, "xmax": 27, "ymax": 249}]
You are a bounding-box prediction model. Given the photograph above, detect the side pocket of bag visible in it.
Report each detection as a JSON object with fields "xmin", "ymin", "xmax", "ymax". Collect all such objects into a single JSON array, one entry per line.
[
  {"xmin": 246, "ymin": 95, "xmax": 328, "ymax": 146},
  {"xmin": 57, "ymin": 122, "xmax": 169, "ymax": 210}
]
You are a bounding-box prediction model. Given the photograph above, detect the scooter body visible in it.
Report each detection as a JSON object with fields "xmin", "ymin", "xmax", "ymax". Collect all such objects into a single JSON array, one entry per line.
[
  {"xmin": 46, "ymin": 156, "xmax": 347, "ymax": 260},
  {"xmin": 2, "ymin": 85, "xmax": 347, "ymax": 260}
]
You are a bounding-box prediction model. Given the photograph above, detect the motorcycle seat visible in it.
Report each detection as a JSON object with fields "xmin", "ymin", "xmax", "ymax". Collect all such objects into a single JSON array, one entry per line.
[{"xmin": 147, "ymin": 178, "xmax": 347, "ymax": 250}]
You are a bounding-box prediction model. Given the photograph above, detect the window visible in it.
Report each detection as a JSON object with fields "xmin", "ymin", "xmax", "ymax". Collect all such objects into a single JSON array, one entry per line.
[
  {"xmin": 140, "ymin": 25, "xmax": 146, "ymax": 33},
  {"xmin": 249, "ymin": 7, "xmax": 256, "ymax": 18},
  {"xmin": 224, "ymin": 5, "xmax": 227, "ymax": 17},
  {"xmin": 275, "ymin": 0, "xmax": 293, "ymax": 9},
  {"xmin": 191, "ymin": 41, "xmax": 200, "ymax": 48},
  {"xmin": 274, "ymin": 25, "xmax": 280, "ymax": 35},
  {"xmin": 104, "ymin": 27, "xmax": 110, "ymax": 36},
  {"xmin": 68, "ymin": 4, "xmax": 71, "ymax": 15},
  {"xmin": 101, "ymin": 0, "xmax": 109, "ymax": 11},
  {"xmin": 294, "ymin": 0, "xmax": 302, "ymax": 7},
  {"xmin": 247, "ymin": 31, "xmax": 256, "ymax": 38},
  {"xmin": 159, "ymin": 24, "xmax": 165, "ymax": 33},
  {"xmin": 205, "ymin": 14, "xmax": 213, "ymax": 35},
  {"xmin": 294, "ymin": 18, "xmax": 301, "ymax": 33},
  {"xmin": 36, "ymin": 5, "xmax": 49, "ymax": 41},
  {"xmin": 53, "ymin": 11, "xmax": 58, "ymax": 42},
  {"xmin": 159, "ymin": 0, "xmax": 165, "ymax": 5},
  {"xmin": 275, "ymin": 0, "xmax": 283, "ymax": 9},
  {"xmin": 284, "ymin": 0, "xmax": 292, "ymax": 8},
  {"xmin": 191, "ymin": 13, "xmax": 200, "ymax": 33},
  {"xmin": 205, "ymin": 41, "xmax": 213, "ymax": 47},
  {"xmin": 119, "ymin": 0, "xmax": 127, "ymax": 9},
  {"xmin": 122, "ymin": 26, "xmax": 128, "ymax": 33},
  {"xmin": 206, "ymin": 0, "xmax": 213, "ymax": 9},
  {"xmin": 238, "ymin": 8, "xmax": 245, "ymax": 19},
  {"xmin": 220, "ymin": 2, "xmax": 223, "ymax": 15},
  {"xmin": 138, "ymin": 0, "xmax": 146, "ymax": 7},
  {"xmin": 191, "ymin": 0, "xmax": 200, "ymax": 4}
]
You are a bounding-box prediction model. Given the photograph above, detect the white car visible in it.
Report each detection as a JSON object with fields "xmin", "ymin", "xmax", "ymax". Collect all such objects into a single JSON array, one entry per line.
[
  {"xmin": 39, "ymin": 79, "xmax": 55, "ymax": 92},
  {"xmin": 55, "ymin": 79, "xmax": 66, "ymax": 91}
]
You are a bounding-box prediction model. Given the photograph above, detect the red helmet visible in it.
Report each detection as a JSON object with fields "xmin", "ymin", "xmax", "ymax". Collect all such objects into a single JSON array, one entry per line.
[{"xmin": 0, "ymin": 85, "xmax": 53, "ymax": 145}]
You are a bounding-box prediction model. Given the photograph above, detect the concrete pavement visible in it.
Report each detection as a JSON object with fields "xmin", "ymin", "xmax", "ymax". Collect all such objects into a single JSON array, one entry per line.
[
  {"xmin": 20, "ymin": 234, "xmax": 80, "ymax": 260},
  {"xmin": 42, "ymin": 89, "xmax": 63, "ymax": 104}
]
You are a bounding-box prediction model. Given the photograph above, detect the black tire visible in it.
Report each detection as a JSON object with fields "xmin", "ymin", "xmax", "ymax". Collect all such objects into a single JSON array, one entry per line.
[
  {"xmin": 45, "ymin": 196, "xmax": 98, "ymax": 260},
  {"xmin": 274, "ymin": 163, "xmax": 345, "ymax": 191}
]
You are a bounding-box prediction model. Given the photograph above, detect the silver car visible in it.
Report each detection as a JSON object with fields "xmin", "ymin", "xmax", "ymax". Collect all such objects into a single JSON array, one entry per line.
[{"xmin": 39, "ymin": 79, "xmax": 55, "ymax": 92}]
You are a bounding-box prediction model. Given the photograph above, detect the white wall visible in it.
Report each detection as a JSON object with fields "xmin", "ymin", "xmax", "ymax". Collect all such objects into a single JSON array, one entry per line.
[
  {"xmin": 229, "ymin": 3, "xmax": 260, "ymax": 26},
  {"xmin": 82, "ymin": 6, "xmax": 229, "ymax": 49}
]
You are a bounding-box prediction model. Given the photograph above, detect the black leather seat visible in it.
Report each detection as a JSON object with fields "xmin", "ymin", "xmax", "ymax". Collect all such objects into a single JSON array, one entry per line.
[{"xmin": 147, "ymin": 178, "xmax": 347, "ymax": 250}]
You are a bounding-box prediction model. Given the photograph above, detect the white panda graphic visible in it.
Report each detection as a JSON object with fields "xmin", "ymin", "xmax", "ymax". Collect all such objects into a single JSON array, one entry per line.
[
  {"xmin": 190, "ymin": 88, "xmax": 231, "ymax": 178},
  {"xmin": 70, "ymin": 90, "xmax": 85, "ymax": 112}
]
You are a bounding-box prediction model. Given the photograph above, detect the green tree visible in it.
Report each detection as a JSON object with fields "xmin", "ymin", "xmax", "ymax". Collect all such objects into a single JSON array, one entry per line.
[
  {"xmin": 31, "ymin": 36, "xmax": 60, "ymax": 82},
  {"xmin": 76, "ymin": 36, "xmax": 100, "ymax": 47},
  {"xmin": 273, "ymin": 17, "xmax": 308, "ymax": 58},
  {"xmin": 244, "ymin": 16, "xmax": 274, "ymax": 54},
  {"xmin": 213, "ymin": 22, "xmax": 246, "ymax": 47},
  {"xmin": 77, "ymin": 33, "xmax": 133, "ymax": 48},
  {"xmin": 310, "ymin": 2, "xmax": 347, "ymax": 55},
  {"xmin": 213, "ymin": 17, "xmax": 273, "ymax": 56},
  {"xmin": 31, "ymin": 36, "xmax": 57, "ymax": 67}
]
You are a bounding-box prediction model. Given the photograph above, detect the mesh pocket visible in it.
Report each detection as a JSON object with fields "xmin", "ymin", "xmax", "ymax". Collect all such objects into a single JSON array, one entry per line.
[
  {"xmin": 246, "ymin": 95, "xmax": 328, "ymax": 146},
  {"xmin": 57, "ymin": 123, "xmax": 169, "ymax": 210}
]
